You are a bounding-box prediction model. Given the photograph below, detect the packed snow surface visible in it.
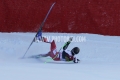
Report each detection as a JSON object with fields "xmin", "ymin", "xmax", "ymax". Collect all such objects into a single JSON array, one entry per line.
[{"xmin": 0, "ymin": 32, "xmax": 120, "ymax": 80}]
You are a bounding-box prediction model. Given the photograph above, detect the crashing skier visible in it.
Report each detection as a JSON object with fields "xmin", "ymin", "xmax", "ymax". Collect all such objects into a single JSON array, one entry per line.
[{"xmin": 34, "ymin": 36, "xmax": 80, "ymax": 63}]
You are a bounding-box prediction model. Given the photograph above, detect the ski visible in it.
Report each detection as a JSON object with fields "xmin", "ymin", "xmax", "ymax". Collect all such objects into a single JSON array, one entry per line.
[
  {"xmin": 22, "ymin": 2, "xmax": 56, "ymax": 58},
  {"xmin": 28, "ymin": 54, "xmax": 42, "ymax": 59}
]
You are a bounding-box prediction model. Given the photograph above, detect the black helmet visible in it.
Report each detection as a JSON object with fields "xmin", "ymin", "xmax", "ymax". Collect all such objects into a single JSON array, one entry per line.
[{"xmin": 71, "ymin": 47, "xmax": 80, "ymax": 55}]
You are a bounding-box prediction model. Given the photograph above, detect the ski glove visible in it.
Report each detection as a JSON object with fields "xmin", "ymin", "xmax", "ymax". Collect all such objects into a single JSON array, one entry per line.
[{"xmin": 73, "ymin": 58, "xmax": 80, "ymax": 63}]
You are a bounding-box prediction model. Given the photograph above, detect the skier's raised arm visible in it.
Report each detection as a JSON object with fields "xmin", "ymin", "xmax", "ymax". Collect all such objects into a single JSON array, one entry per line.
[{"xmin": 63, "ymin": 37, "xmax": 73, "ymax": 50}]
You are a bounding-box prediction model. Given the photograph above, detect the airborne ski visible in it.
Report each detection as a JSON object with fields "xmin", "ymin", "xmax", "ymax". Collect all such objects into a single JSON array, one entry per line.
[{"xmin": 22, "ymin": 2, "xmax": 56, "ymax": 58}]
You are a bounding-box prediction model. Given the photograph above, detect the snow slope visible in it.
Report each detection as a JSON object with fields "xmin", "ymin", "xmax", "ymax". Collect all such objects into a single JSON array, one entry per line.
[{"xmin": 0, "ymin": 32, "xmax": 120, "ymax": 80}]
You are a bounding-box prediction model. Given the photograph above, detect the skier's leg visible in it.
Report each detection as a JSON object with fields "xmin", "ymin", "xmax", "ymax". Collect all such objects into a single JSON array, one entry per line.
[
  {"xmin": 50, "ymin": 40, "xmax": 56, "ymax": 51},
  {"xmin": 39, "ymin": 37, "xmax": 60, "ymax": 60},
  {"xmin": 48, "ymin": 40, "xmax": 60, "ymax": 61}
]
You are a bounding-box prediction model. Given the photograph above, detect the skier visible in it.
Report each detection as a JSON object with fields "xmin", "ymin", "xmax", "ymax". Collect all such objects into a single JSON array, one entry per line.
[{"xmin": 34, "ymin": 36, "xmax": 80, "ymax": 63}]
